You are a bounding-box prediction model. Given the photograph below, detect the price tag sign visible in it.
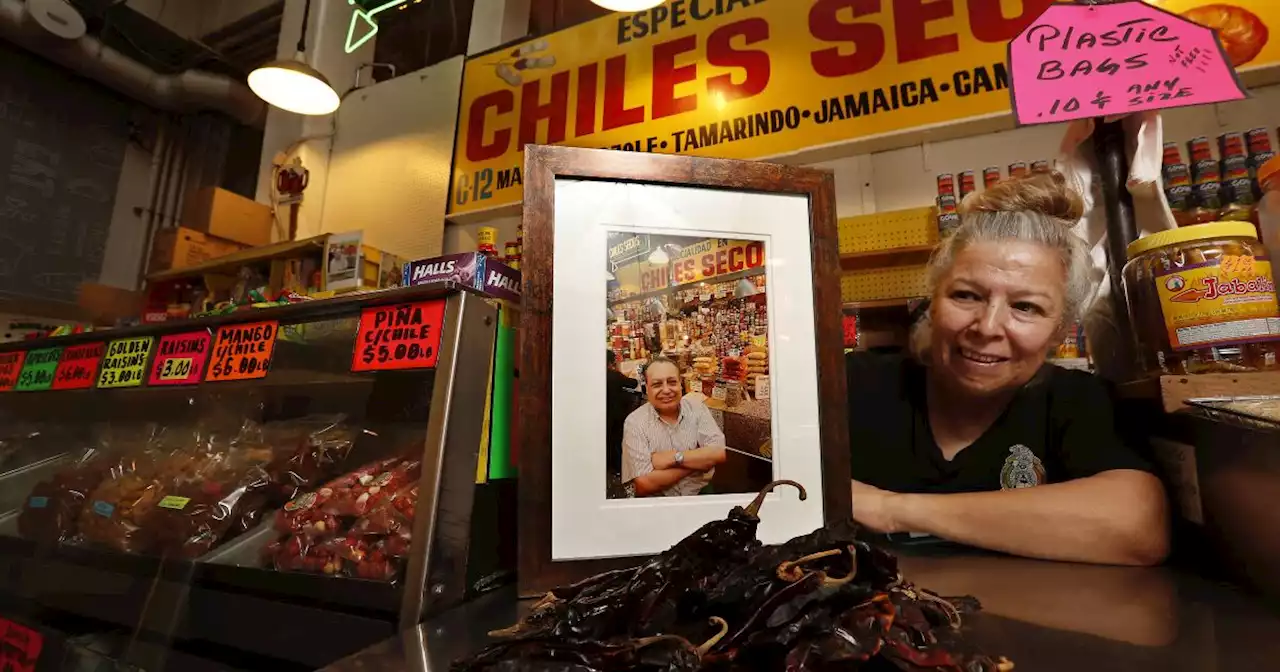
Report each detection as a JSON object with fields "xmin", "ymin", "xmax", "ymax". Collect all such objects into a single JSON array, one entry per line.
[
  {"xmin": 97, "ymin": 337, "xmax": 155, "ymax": 389},
  {"xmin": 1008, "ymin": 1, "xmax": 1246, "ymax": 126},
  {"xmin": 0, "ymin": 617, "xmax": 43, "ymax": 670},
  {"xmin": 52, "ymin": 343, "xmax": 105, "ymax": 391},
  {"xmin": 149, "ymin": 331, "xmax": 212, "ymax": 386},
  {"xmin": 351, "ymin": 300, "xmax": 445, "ymax": 372},
  {"xmin": 0, "ymin": 352, "xmax": 24, "ymax": 392},
  {"xmin": 207, "ymin": 321, "xmax": 278, "ymax": 382},
  {"xmin": 14, "ymin": 347, "xmax": 61, "ymax": 392}
]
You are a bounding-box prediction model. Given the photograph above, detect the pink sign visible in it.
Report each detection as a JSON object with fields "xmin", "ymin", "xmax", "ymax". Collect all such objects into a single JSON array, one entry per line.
[
  {"xmin": 1009, "ymin": 1, "xmax": 1246, "ymax": 126},
  {"xmin": 147, "ymin": 331, "xmax": 211, "ymax": 386}
]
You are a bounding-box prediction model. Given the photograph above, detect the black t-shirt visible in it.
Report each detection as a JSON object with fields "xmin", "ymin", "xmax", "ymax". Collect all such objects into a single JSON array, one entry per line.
[{"xmin": 846, "ymin": 352, "xmax": 1151, "ymax": 494}]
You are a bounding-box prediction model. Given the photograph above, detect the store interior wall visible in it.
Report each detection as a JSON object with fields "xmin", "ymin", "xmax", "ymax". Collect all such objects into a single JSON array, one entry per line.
[
  {"xmin": 0, "ymin": 40, "xmax": 137, "ymax": 307},
  {"xmin": 856, "ymin": 87, "xmax": 1280, "ymax": 216},
  {"xmin": 261, "ymin": 0, "xmax": 531, "ymax": 257},
  {"xmin": 256, "ymin": 0, "xmax": 373, "ymax": 241},
  {"xmin": 320, "ymin": 57, "xmax": 465, "ymax": 261}
]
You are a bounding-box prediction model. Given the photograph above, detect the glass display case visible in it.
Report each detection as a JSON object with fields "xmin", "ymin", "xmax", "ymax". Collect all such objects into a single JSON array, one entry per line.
[{"xmin": 0, "ymin": 283, "xmax": 499, "ymax": 671}]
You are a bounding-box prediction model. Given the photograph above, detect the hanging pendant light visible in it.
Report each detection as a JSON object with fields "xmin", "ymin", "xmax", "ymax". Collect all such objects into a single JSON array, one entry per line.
[
  {"xmin": 591, "ymin": 0, "xmax": 665, "ymax": 11},
  {"xmin": 249, "ymin": 0, "xmax": 340, "ymax": 115}
]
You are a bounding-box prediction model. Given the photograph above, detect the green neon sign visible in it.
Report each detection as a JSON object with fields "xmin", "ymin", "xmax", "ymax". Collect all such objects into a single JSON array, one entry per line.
[{"xmin": 345, "ymin": 0, "xmax": 408, "ymax": 53}]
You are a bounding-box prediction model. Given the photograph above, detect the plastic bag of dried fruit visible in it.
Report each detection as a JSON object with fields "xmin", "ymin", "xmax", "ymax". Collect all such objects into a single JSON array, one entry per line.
[
  {"xmin": 321, "ymin": 458, "xmax": 420, "ymax": 518},
  {"xmin": 273, "ymin": 457, "xmax": 401, "ymax": 537},
  {"xmin": 18, "ymin": 440, "xmax": 117, "ymax": 545},
  {"xmin": 141, "ymin": 423, "xmax": 276, "ymax": 558},
  {"xmin": 259, "ymin": 415, "xmax": 361, "ymax": 504},
  {"xmin": 77, "ymin": 424, "xmax": 227, "ymax": 554},
  {"xmin": 351, "ymin": 484, "xmax": 417, "ymax": 537},
  {"xmin": 76, "ymin": 452, "xmax": 165, "ymax": 553},
  {"xmin": 323, "ymin": 534, "xmax": 400, "ymax": 581},
  {"xmin": 265, "ymin": 533, "xmax": 340, "ymax": 575}
]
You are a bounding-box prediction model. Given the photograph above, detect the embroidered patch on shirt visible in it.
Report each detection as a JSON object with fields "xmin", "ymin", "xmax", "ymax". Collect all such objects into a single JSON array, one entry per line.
[{"xmin": 1000, "ymin": 444, "xmax": 1046, "ymax": 490}]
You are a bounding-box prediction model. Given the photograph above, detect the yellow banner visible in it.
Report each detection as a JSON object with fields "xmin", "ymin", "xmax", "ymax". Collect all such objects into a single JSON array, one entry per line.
[
  {"xmin": 449, "ymin": 0, "xmax": 1280, "ymax": 216},
  {"xmin": 615, "ymin": 239, "xmax": 764, "ymax": 295}
]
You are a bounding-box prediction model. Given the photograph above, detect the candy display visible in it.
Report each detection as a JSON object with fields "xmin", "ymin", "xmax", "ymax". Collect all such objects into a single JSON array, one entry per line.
[
  {"xmin": 320, "ymin": 458, "xmax": 420, "ymax": 517},
  {"xmin": 454, "ymin": 481, "xmax": 1011, "ymax": 672},
  {"xmin": 265, "ymin": 457, "xmax": 423, "ymax": 582}
]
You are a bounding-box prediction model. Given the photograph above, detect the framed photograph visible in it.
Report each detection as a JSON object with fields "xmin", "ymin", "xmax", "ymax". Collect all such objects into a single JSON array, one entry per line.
[{"xmin": 519, "ymin": 145, "xmax": 850, "ymax": 595}]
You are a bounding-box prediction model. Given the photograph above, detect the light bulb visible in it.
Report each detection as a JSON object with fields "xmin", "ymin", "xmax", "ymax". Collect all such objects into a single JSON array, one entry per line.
[
  {"xmin": 590, "ymin": 0, "xmax": 665, "ymax": 10},
  {"xmin": 248, "ymin": 60, "xmax": 341, "ymax": 115}
]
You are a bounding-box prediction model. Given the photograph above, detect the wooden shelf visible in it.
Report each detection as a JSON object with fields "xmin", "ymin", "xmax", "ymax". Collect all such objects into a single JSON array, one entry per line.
[
  {"xmin": 147, "ymin": 234, "xmax": 329, "ymax": 283},
  {"xmin": 840, "ymin": 244, "xmax": 936, "ymax": 271},
  {"xmin": 842, "ymin": 297, "xmax": 924, "ymax": 310},
  {"xmin": 1120, "ymin": 372, "xmax": 1280, "ymax": 414}
]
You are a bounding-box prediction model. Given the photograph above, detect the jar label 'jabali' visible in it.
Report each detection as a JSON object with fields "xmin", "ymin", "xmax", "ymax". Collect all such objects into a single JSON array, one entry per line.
[{"xmin": 1155, "ymin": 255, "xmax": 1280, "ymax": 351}]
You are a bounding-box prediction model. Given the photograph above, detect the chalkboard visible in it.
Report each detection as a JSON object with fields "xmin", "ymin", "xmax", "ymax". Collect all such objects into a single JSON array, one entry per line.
[{"xmin": 0, "ymin": 43, "xmax": 132, "ymax": 305}]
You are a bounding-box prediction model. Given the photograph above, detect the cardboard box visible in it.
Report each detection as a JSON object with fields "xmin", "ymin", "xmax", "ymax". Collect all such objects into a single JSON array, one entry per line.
[
  {"xmin": 149, "ymin": 227, "xmax": 247, "ymax": 274},
  {"xmin": 182, "ymin": 187, "xmax": 274, "ymax": 247},
  {"xmin": 403, "ymin": 252, "xmax": 522, "ymax": 302}
]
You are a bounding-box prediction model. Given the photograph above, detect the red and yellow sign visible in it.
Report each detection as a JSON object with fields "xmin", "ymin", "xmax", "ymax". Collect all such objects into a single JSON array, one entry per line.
[
  {"xmin": 450, "ymin": 0, "xmax": 1280, "ymax": 216},
  {"xmin": 207, "ymin": 322, "xmax": 278, "ymax": 382},
  {"xmin": 351, "ymin": 300, "xmax": 446, "ymax": 372},
  {"xmin": 616, "ymin": 239, "xmax": 765, "ymax": 294},
  {"xmin": 0, "ymin": 352, "xmax": 25, "ymax": 392},
  {"xmin": 52, "ymin": 343, "xmax": 105, "ymax": 391}
]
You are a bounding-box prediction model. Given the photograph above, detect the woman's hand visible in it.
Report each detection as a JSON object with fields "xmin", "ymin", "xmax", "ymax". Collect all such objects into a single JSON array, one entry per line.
[{"xmin": 850, "ymin": 480, "xmax": 904, "ymax": 534}]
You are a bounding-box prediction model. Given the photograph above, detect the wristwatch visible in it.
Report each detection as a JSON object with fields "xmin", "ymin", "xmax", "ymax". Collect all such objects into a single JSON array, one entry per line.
[{"xmin": 674, "ymin": 451, "xmax": 685, "ymax": 466}]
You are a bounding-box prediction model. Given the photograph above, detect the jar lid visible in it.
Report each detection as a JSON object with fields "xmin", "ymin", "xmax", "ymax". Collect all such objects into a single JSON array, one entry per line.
[
  {"xmin": 1125, "ymin": 222, "xmax": 1259, "ymax": 259},
  {"xmin": 1258, "ymin": 155, "xmax": 1280, "ymax": 188}
]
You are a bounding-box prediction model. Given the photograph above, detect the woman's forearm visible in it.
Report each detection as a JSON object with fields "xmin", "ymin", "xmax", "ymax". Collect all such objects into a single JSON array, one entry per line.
[
  {"xmin": 634, "ymin": 468, "xmax": 696, "ymax": 496},
  {"xmin": 652, "ymin": 447, "xmax": 727, "ymax": 471},
  {"xmin": 890, "ymin": 470, "xmax": 1169, "ymax": 566}
]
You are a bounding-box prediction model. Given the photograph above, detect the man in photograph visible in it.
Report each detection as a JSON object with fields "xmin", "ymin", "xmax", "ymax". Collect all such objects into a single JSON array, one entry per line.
[{"xmin": 622, "ymin": 356, "xmax": 728, "ymax": 497}]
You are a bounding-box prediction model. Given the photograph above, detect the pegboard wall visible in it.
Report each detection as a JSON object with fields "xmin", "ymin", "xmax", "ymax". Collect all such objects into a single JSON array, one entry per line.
[
  {"xmin": 837, "ymin": 207, "xmax": 938, "ymax": 254},
  {"xmin": 841, "ymin": 265, "xmax": 930, "ymax": 303}
]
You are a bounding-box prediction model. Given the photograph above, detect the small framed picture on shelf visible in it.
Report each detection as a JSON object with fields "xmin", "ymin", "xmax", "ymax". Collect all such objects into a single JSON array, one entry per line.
[{"xmin": 519, "ymin": 145, "xmax": 851, "ymax": 595}]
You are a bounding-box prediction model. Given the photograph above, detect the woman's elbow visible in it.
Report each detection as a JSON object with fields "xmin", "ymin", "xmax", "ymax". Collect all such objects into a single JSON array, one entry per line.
[{"xmin": 1114, "ymin": 475, "xmax": 1171, "ymax": 566}]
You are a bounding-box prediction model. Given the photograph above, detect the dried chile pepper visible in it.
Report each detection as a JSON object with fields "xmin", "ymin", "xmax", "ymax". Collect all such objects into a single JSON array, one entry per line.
[
  {"xmin": 458, "ymin": 619, "xmax": 728, "ymax": 672},
  {"xmin": 458, "ymin": 481, "xmax": 1012, "ymax": 672},
  {"xmin": 498, "ymin": 481, "xmax": 806, "ymax": 642}
]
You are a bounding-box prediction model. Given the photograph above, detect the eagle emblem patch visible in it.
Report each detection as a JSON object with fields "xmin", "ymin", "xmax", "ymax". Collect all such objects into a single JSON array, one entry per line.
[{"xmin": 1000, "ymin": 445, "xmax": 1045, "ymax": 490}]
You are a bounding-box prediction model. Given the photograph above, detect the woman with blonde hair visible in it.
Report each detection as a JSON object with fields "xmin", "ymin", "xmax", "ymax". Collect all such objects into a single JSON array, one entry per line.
[{"xmin": 846, "ymin": 172, "xmax": 1169, "ymax": 566}]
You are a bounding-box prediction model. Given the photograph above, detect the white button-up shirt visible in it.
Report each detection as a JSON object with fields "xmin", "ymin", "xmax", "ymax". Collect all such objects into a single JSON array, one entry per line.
[{"xmin": 621, "ymin": 396, "xmax": 726, "ymax": 497}]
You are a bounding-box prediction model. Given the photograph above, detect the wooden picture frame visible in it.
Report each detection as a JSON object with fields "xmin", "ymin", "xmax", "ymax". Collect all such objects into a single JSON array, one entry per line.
[{"xmin": 518, "ymin": 145, "xmax": 851, "ymax": 596}]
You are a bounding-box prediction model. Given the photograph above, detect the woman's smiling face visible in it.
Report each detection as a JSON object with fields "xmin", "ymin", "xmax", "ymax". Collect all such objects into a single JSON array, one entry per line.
[{"xmin": 929, "ymin": 240, "xmax": 1067, "ymax": 397}]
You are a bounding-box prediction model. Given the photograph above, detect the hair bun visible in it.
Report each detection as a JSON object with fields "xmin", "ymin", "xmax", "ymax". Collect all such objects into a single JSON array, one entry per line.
[{"xmin": 959, "ymin": 171, "xmax": 1084, "ymax": 224}]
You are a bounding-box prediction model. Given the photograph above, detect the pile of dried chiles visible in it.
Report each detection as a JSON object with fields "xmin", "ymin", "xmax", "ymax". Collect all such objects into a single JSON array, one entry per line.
[{"xmin": 454, "ymin": 481, "xmax": 1012, "ymax": 671}]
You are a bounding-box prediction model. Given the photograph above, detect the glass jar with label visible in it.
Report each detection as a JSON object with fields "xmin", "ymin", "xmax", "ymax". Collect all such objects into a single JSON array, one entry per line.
[
  {"xmin": 1123, "ymin": 221, "xmax": 1280, "ymax": 375},
  {"xmin": 1257, "ymin": 155, "xmax": 1280, "ymax": 258}
]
